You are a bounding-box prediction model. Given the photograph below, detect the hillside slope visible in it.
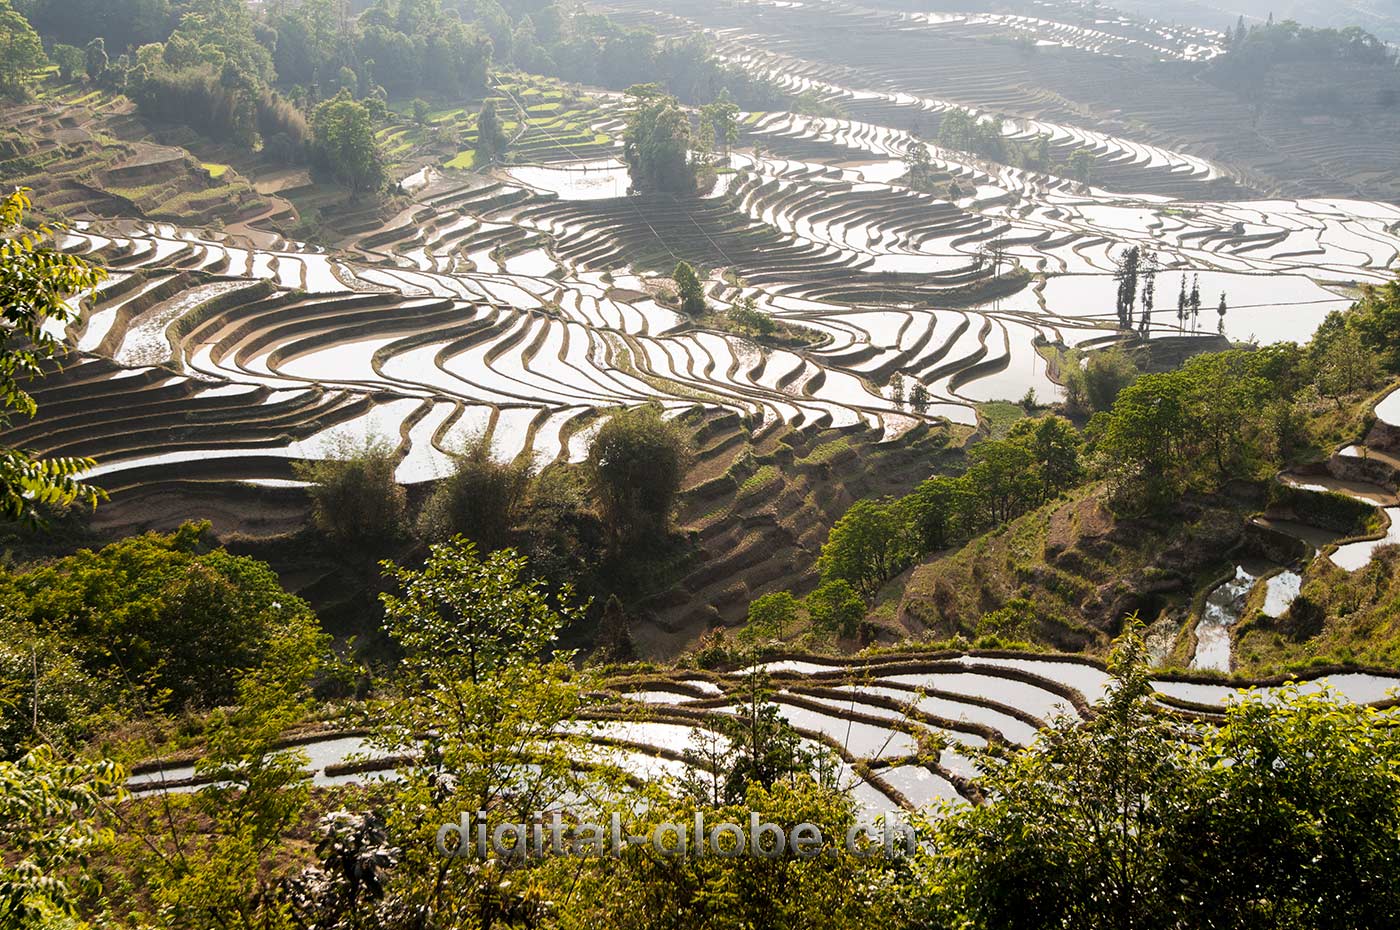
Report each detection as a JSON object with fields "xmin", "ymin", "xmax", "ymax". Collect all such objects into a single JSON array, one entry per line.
[{"xmin": 889, "ymin": 482, "xmax": 1260, "ymax": 653}]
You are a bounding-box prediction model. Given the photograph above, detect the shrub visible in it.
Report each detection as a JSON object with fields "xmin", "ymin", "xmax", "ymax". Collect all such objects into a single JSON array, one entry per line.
[
  {"xmin": 0, "ymin": 521, "xmax": 325, "ymax": 725},
  {"xmin": 806, "ymin": 579, "xmax": 865, "ymax": 637},
  {"xmin": 1084, "ymin": 346, "xmax": 1140, "ymax": 412},
  {"xmin": 294, "ymin": 435, "xmax": 408, "ymax": 550},
  {"xmin": 586, "ymin": 404, "xmax": 690, "ymax": 547},
  {"xmin": 416, "ymin": 431, "xmax": 532, "ymax": 551},
  {"xmin": 745, "ymin": 591, "xmax": 799, "ymax": 640},
  {"xmin": 976, "ymin": 596, "xmax": 1037, "ymax": 639},
  {"xmin": 1266, "ymin": 483, "xmax": 1377, "ymax": 535}
]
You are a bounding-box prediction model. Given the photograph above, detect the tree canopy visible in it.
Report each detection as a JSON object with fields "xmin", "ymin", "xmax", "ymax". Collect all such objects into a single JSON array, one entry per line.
[
  {"xmin": 623, "ymin": 84, "xmax": 697, "ymax": 194},
  {"xmin": 308, "ymin": 89, "xmax": 386, "ymax": 193},
  {"xmin": 0, "ymin": 522, "xmax": 325, "ymax": 722},
  {"xmin": 913, "ymin": 627, "xmax": 1400, "ymax": 929},
  {"xmin": 586, "ymin": 404, "xmax": 690, "ymax": 547},
  {"xmin": 0, "ymin": 0, "xmax": 46, "ymax": 96}
]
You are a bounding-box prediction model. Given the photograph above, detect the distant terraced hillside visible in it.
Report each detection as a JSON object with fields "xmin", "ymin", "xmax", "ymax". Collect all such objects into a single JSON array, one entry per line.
[{"xmin": 597, "ymin": 0, "xmax": 1400, "ymax": 201}]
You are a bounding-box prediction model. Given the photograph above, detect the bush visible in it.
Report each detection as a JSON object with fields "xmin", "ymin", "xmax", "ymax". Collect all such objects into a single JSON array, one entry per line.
[
  {"xmin": 586, "ymin": 404, "xmax": 690, "ymax": 547},
  {"xmin": 976, "ymin": 596, "xmax": 1036, "ymax": 639},
  {"xmin": 294, "ymin": 435, "xmax": 408, "ymax": 550},
  {"xmin": 0, "ymin": 521, "xmax": 326, "ymax": 729},
  {"xmin": 1266, "ymin": 483, "xmax": 1377, "ymax": 535},
  {"xmin": 806, "ymin": 579, "xmax": 865, "ymax": 637},
  {"xmin": 416, "ymin": 431, "xmax": 532, "ymax": 551},
  {"xmin": 744, "ymin": 591, "xmax": 799, "ymax": 640},
  {"xmin": 727, "ymin": 295, "xmax": 774, "ymax": 336},
  {"xmin": 1083, "ymin": 346, "xmax": 1140, "ymax": 412}
]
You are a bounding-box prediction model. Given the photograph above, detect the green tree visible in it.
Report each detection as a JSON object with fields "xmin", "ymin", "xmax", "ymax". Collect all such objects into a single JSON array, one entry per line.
[
  {"xmin": 695, "ymin": 111, "xmax": 716, "ymax": 157},
  {"xmin": 805, "ymin": 578, "xmax": 865, "ymax": 638},
  {"xmin": 294, "ymin": 434, "xmax": 407, "ymax": 549},
  {"xmin": 1091, "ymin": 349, "xmax": 1284, "ymax": 511},
  {"xmin": 309, "ymin": 89, "xmax": 386, "ymax": 194},
  {"xmin": 0, "ymin": 521, "xmax": 326, "ymax": 715},
  {"xmin": 0, "ymin": 190, "xmax": 104, "ymax": 524},
  {"xmin": 727, "ymin": 294, "xmax": 774, "ymax": 336},
  {"xmin": 816, "ymin": 498, "xmax": 913, "ymax": 601},
  {"xmin": 699, "ymin": 89, "xmax": 739, "ymax": 153},
  {"xmin": 672, "ymin": 260, "xmax": 707, "ymax": 315},
  {"xmin": 888, "ymin": 371, "xmax": 906, "ymax": 408},
  {"xmin": 268, "ymin": 0, "xmax": 344, "ymax": 87},
  {"xmin": 744, "ymin": 590, "xmax": 799, "ymax": 640},
  {"xmin": 83, "ymin": 36, "xmax": 106, "ymax": 82},
  {"xmin": 911, "ymin": 626, "xmax": 1400, "ymax": 929},
  {"xmin": 707, "ymin": 669, "xmax": 814, "ymax": 802},
  {"xmin": 49, "ymin": 42, "xmax": 83, "ymax": 82},
  {"xmin": 1093, "ymin": 370, "xmax": 1192, "ymax": 510},
  {"xmin": 149, "ymin": 623, "xmax": 325, "ymax": 926},
  {"xmin": 623, "ymin": 83, "xmax": 696, "ymax": 193},
  {"xmin": 907, "ymin": 474, "xmax": 973, "ymax": 551},
  {"xmin": 375, "ymin": 539, "xmax": 594, "ymax": 922},
  {"xmin": 904, "ymin": 140, "xmax": 938, "ymax": 192},
  {"xmin": 1082, "ymin": 345, "xmax": 1140, "ymax": 412},
  {"xmin": 571, "ymin": 777, "xmax": 899, "ymax": 928},
  {"xmin": 1182, "ymin": 350, "xmax": 1273, "ymax": 480},
  {"xmin": 965, "ymin": 436, "xmax": 1035, "ymax": 525},
  {"xmin": 19, "ymin": 0, "xmax": 174, "ymax": 54},
  {"xmin": 416, "ymin": 430, "xmax": 532, "ymax": 551},
  {"xmin": 1008, "ymin": 414, "xmax": 1082, "ymax": 503},
  {"xmin": 0, "ymin": 1, "xmax": 45, "ymax": 96},
  {"xmin": 911, "ymin": 627, "xmax": 1193, "ymax": 928},
  {"xmin": 474, "ymin": 97, "xmax": 508, "ymax": 165},
  {"xmin": 909, "ymin": 381, "xmax": 932, "ymax": 414},
  {"xmin": 587, "ymin": 404, "xmax": 690, "ymax": 548},
  {"xmin": 1178, "ymin": 685, "xmax": 1400, "ymax": 927},
  {"xmin": 380, "ymin": 538, "xmax": 575, "ymax": 686},
  {"xmin": 0, "ymin": 618, "xmax": 107, "ymax": 757},
  {"xmin": 1113, "ymin": 245, "xmax": 1139, "ymax": 330},
  {"xmin": 162, "ymin": 0, "xmax": 275, "ymax": 87},
  {"xmin": 1349, "ymin": 279, "xmax": 1400, "ymax": 371},
  {"xmin": 1315, "ymin": 322, "xmax": 1377, "ymax": 404},
  {"xmin": 1067, "ymin": 147, "xmax": 1094, "ymax": 184}
]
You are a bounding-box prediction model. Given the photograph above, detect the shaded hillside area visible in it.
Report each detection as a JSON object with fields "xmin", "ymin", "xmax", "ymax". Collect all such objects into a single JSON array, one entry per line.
[
  {"xmin": 888, "ymin": 482, "xmax": 1259, "ymax": 653},
  {"xmin": 644, "ymin": 413, "xmax": 970, "ymax": 653}
]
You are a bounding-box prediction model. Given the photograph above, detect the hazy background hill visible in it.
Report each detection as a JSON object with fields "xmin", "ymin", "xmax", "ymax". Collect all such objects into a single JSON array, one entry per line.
[{"xmin": 1118, "ymin": 0, "xmax": 1400, "ymax": 41}]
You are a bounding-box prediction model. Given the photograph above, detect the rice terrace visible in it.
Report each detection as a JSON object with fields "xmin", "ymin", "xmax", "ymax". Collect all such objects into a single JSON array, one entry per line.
[{"xmin": 6, "ymin": 0, "xmax": 1400, "ymax": 927}]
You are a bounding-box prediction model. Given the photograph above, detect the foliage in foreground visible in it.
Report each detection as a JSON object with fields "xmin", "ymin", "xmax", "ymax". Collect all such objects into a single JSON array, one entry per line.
[
  {"xmin": 2, "ymin": 521, "xmax": 1400, "ymax": 928},
  {"xmin": 914, "ymin": 629, "xmax": 1400, "ymax": 930},
  {"xmin": 0, "ymin": 521, "xmax": 327, "ymax": 756},
  {"xmin": 0, "ymin": 189, "xmax": 106, "ymax": 525}
]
